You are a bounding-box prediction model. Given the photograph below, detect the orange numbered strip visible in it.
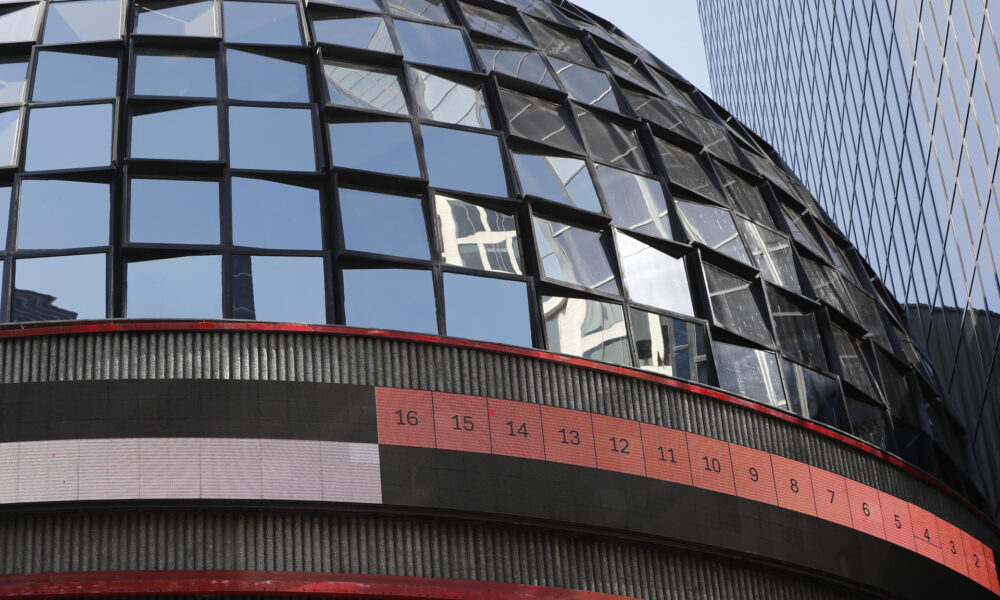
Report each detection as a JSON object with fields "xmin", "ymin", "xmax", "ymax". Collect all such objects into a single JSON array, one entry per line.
[
  {"xmin": 809, "ymin": 467, "xmax": 853, "ymax": 529},
  {"xmin": 487, "ymin": 397, "xmax": 545, "ymax": 460},
  {"xmin": 432, "ymin": 392, "xmax": 491, "ymax": 454},
  {"xmin": 729, "ymin": 445, "xmax": 778, "ymax": 506},
  {"xmin": 686, "ymin": 433, "xmax": 736, "ymax": 495},
  {"xmin": 592, "ymin": 414, "xmax": 646, "ymax": 476},
  {"xmin": 877, "ymin": 492, "xmax": 915, "ymax": 551},
  {"xmin": 639, "ymin": 423, "xmax": 693, "ymax": 485},
  {"xmin": 376, "ymin": 388, "xmax": 436, "ymax": 448},
  {"xmin": 770, "ymin": 456, "xmax": 816, "ymax": 517},
  {"xmin": 539, "ymin": 405, "xmax": 597, "ymax": 468},
  {"xmin": 908, "ymin": 503, "xmax": 944, "ymax": 564}
]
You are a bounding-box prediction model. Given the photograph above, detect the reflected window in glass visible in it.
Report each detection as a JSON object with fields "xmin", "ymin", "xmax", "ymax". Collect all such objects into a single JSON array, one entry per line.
[
  {"xmin": 32, "ymin": 51, "xmax": 116, "ymax": 102},
  {"xmin": 134, "ymin": 54, "xmax": 216, "ymax": 97},
  {"xmin": 0, "ymin": 4, "xmax": 38, "ymax": 44},
  {"xmin": 704, "ymin": 264, "xmax": 773, "ymax": 346},
  {"xmin": 340, "ymin": 188, "xmax": 428, "ymax": 259},
  {"xmin": 26, "ymin": 104, "xmax": 112, "ymax": 171},
  {"xmin": 18, "ymin": 180, "xmax": 108, "ymax": 249},
  {"xmin": 550, "ymin": 58, "xmax": 620, "ymax": 112},
  {"xmin": 231, "ymin": 255, "xmax": 325, "ymax": 323},
  {"xmin": 393, "ymin": 20, "xmax": 471, "ymax": 70},
  {"xmin": 230, "ymin": 106, "xmax": 315, "ymax": 171},
  {"xmin": 524, "ymin": 17, "xmax": 590, "ymax": 65},
  {"xmin": 656, "ymin": 140, "xmax": 726, "ymax": 204},
  {"xmin": 476, "ymin": 43, "xmax": 557, "ymax": 88},
  {"xmin": 422, "ymin": 125, "xmax": 507, "ymax": 197},
  {"xmin": 227, "ymin": 49, "xmax": 308, "ymax": 102},
  {"xmin": 223, "ymin": 0, "xmax": 301, "ymax": 45},
  {"xmin": 712, "ymin": 341, "xmax": 786, "ymax": 407},
  {"xmin": 631, "ymin": 308, "xmax": 709, "ymax": 381},
  {"xmin": 533, "ymin": 216, "xmax": 617, "ymax": 294},
  {"xmin": 0, "ymin": 108, "xmax": 19, "ymax": 167},
  {"xmin": 232, "ymin": 177, "xmax": 320, "ymax": 249},
  {"xmin": 500, "ymin": 89, "xmax": 582, "ymax": 152},
  {"xmin": 343, "ymin": 268, "xmax": 437, "ymax": 333},
  {"xmin": 445, "ymin": 273, "xmax": 530, "ymax": 346},
  {"xmin": 131, "ymin": 105, "xmax": 219, "ymax": 161},
  {"xmin": 513, "ymin": 153, "xmax": 600, "ymax": 212},
  {"xmin": 0, "ymin": 61, "xmax": 27, "ymax": 104},
  {"xmin": 595, "ymin": 164, "xmax": 671, "ymax": 240},
  {"xmin": 782, "ymin": 360, "xmax": 846, "ymax": 429},
  {"xmin": 329, "ymin": 120, "xmax": 419, "ymax": 176},
  {"xmin": 615, "ymin": 231, "xmax": 692, "ymax": 316},
  {"xmin": 542, "ymin": 295, "xmax": 630, "ymax": 365},
  {"xmin": 574, "ymin": 108, "xmax": 647, "ymax": 171},
  {"xmin": 130, "ymin": 178, "xmax": 220, "ymax": 244},
  {"xmin": 765, "ymin": 285, "xmax": 826, "ymax": 369},
  {"xmin": 409, "ymin": 68, "xmax": 490, "ymax": 128},
  {"xmin": 127, "ymin": 255, "xmax": 222, "ymax": 318},
  {"xmin": 737, "ymin": 218, "xmax": 800, "ymax": 292},
  {"xmin": 323, "ymin": 61, "xmax": 407, "ymax": 114},
  {"xmin": 135, "ymin": 0, "xmax": 216, "ymax": 36},
  {"xmin": 676, "ymin": 200, "xmax": 751, "ymax": 263},
  {"xmin": 44, "ymin": 0, "xmax": 120, "ymax": 44},
  {"xmin": 435, "ymin": 194, "xmax": 520, "ymax": 273},
  {"xmin": 13, "ymin": 254, "xmax": 105, "ymax": 321},
  {"xmin": 461, "ymin": 3, "xmax": 532, "ymax": 46},
  {"xmin": 313, "ymin": 15, "xmax": 396, "ymax": 53},
  {"xmin": 386, "ymin": 0, "xmax": 450, "ymax": 23}
]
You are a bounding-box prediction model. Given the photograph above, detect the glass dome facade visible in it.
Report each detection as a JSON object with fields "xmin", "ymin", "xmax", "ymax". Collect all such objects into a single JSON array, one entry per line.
[{"xmin": 0, "ymin": 0, "xmax": 978, "ymax": 496}]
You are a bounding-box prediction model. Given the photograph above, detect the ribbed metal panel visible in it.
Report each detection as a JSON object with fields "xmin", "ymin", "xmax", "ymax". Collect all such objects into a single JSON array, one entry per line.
[{"xmin": 0, "ymin": 509, "xmax": 875, "ymax": 599}]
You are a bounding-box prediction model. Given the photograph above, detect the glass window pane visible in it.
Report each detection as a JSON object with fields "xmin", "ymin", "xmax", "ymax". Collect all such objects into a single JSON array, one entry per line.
[
  {"xmin": 394, "ymin": 20, "xmax": 471, "ymax": 70},
  {"xmin": 737, "ymin": 218, "xmax": 800, "ymax": 292},
  {"xmin": 435, "ymin": 194, "xmax": 520, "ymax": 273},
  {"xmin": 595, "ymin": 164, "xmax": 671, "ymax": 240},
  {"xmin": 127, "ymin": 255, "xmax": 221, "ymax": 318},
  {"xmin": 313, "ymin": 15, "xmax": 395, "ymax": 53},
  {"xmin": 550, "ymin": 58, "xmax": 620, "ymax": 112},
  {"xmin": 845, "ymin": 395, "xmax": 888, "ymax": 447},
  {"xmin": 18, "ymin": 180, "xmax": 108, "ymax": 249},
  {"xmin": 502, "ymin": 0, "xmax": 572, "ymax": 26},
  {"xmin": 715, "ymin": 163, "xmax": 773, "ymax": 227},
  {"xmin": 232, "ymin": 177, "xmax": 320, "ymax": 249},
  {"xmin": 461, "ymin": 3, "xmax": 532, "ymax": 46},
  {"xmin": 533, "ymin": 216, "xmax": 617, "ymax": 294},
  {"xmin": 499, "ymin": 88, "xmax": 582, "ymax": 152},
  {"xmin": 223, "ymin": 0, "xmax": 301, "ymax": 45},
  {"xmin": 801, "ymin": 256, "xmax": 860, "ymax": 321},
  {"xmin": 616, "ymin": 231, "xmax": 693, "ymax": 316},
  {"xmin": 131, "ymin": 105, "xmax": 219, "ymax": 160},
  {"xmin": 542, "ymin": 295, "xmax": 630, "ymax": 365},
  {"xmin": 226, "ymin": 49, "xmax": 307, "ymax": 102},
  {"xmin": 329, "ymin": 120, "xmax": 419, "ymax": 176},
  {"xmin": 704, "ymin": 264, "xmax": 773, "ymax": 346},
  {"xmin": 676, "ymin": 200, "xmax": 752, "ymax": 263},
  {"xmin": 0, "ymin": 61, "xmax": 27, "ymax": 104},
  {"xmin": 232, "ymin": 255, "xmax": 325, "ymax": 323},
  {"xmin": 386, "ymin": 0, "xmax": 450, "ymax": 23},
  {"xmin": 32, "ymin": 51, "xmax": 116, "ymax": 102},
  {"xmin": 780, "ymin": 204, "xmax": 826, "ymax": 258},
  {"xmin": 0, "ymin": 186, "xmax": 10, "ymax": 251},
  {"xmin": 43, "ymin": 0, "xmax": 120, "ymax": 44},
  {"xmin": 765, "ymin": 285, "xmax": 826, "ymax": 369},
  {"xmin": 656, "ymin": 140, "xmax": 726, "ymax": 204},
  {"xmin": 129, "ymin": 178, "xmax": 220, "ymax": 244},
  {"xmin": 781, "ymin": 359, "xmax": 846, "ymax": 429},
  {"xmin": 831, "ymin": 325, "xmax": 881, "ymax": 399},
  {"xmin": 0, "ymin": 108, "xmax": 19, "ymax": 167},
  {"xmin": 513, "ymin": 153, "xmax": 600, "ymax": 212},
  {"xmin": 574, "ymin": 107, "xmax": 647, "ymax": 171},
  {"xmin": 625, "ymin": 89, "xmax": 692, "ymax": 136},
  {"xmin": 25, "ymin": 104, "xmax": 112, "ymax": 171},
  {"xmin": 408, "ymin": 67, "xmax": 490, "ymax": 128},
  {"xmin": 630, "ymin": 308, "xmax": 709, "ymax": 382},
  {"xmin": 340, "ymin": 188, "xmax": 428, "ymax": 259},
  {"xmin": 13, "ymin": 253, "xmax": 105, "ymax": 321},
  {"xmin": 444, "ymin": 272, "xmax": 529, "ymax": 346},
  {"xmin": 0, "ymin": 4, "xmax": 38, "ymax": 44},
  {"xmin": 602, "ymin": 50, "xmax": 657, "ymax": 93},
  {"xmin": 712, "ymin": 340, "xmax": 786, "ymax": 407},
  {"xmin": 323, "ymin": 61, "xmax": 407, "ymax": 115},
  {"xmin": 476, "ymin": 43, "xmax": 557, "ymax": 88},
  {"xmin": 134, "ymin": 54, "xmax": 216, "ymax": 97},
  {"xmin": 343, "ymin": 268, "xmax": 437, "ymax": 333},
  {"xmin": 686, "ymin": 114, "xmax": 740, "ymax": 164},
  {"xmin": 135, "ymin": 0, "xmax": 216, "ymax": 36},
  {"xmin": 310, "ymin": 0, "xmax": 379, "ymax": 10},
  {"xmin": 230, "ymin": 106, "xmax": 315, "ymax": 171},
  {"xmin": 524, "ymin": 17, "xmax": 590, "ymax": 65},
  {"xmin": 422, "ymin": 125, "xmax": 507, "ymax": 197}
]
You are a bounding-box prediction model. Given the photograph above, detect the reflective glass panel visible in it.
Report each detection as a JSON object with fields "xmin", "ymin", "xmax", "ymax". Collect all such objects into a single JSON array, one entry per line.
[
  {"xmin": 340, "ymin": 188, "xmax": 428, "ymax": 259},
  {"xmin": 602, "ymin": 50, "xmax": 657, "ymax": 92},
  {"xmin": 386, "ymin": 0, "xmax": 450, "ymax": 23},
  {"xmin": 310, "ymin": 0, "xmax": 379, "ymax": 10},
  {"xmin": 550, "ymin": 58, "xmax": 620, "ymax": 112},
  {"xmin": 135, "ymin": 0, "xmax": 216, "ymax": 36},
  {"xmin": 656, "ymin": 140, "xmax": 726, "ymax": 204},
  {"xmin": 223, "ymin": 1, "xmax": 301, "ymax": 45},
  {"xmin": 801, "ymin": 257, "xmax": 860, "ymax": 321},
  {"xmin": 323, "ymin": 61, "xmax": 407, "ymax": 114},
  {"xmin": 542, "ymin": 295, "xmax": 630, "ymax": 365},
  {"xmin": 444, "ymin": 273, "xmax": 530, "ymax": 346},
  {"xmin": 422, "ymin": 125, "xmax": 507, "ymax": 196},
  {"xmin": 845, "ymin": 395, "xmax": 888, "ymax": 447},
  {"xmin": 408, "ymin": 68, "xmax": 490, "ymax": 128},
  {"xmin": 717, "ymin": 165, "xmax": 768, "ymax": 219},
  {"xmin": 131, "ymin": 105, "xmax": 219, "ymax": 160},
  {"xmin": 625, "ymin": 89, "xmax": 691, "ymax": 136},
  {"xmin": 737, "ymin": 218, "xmax": 800, "ymax": 292},
  {"xmin": 130, "ymin": 178, "xmax": 220, "ymax": 244},
  {"xmin": 780, "ymin": 204, "xmax": 826, "ymax": 258},
  {"xmin": 533, "ymin": 216, "xmax": 617, "ymax": 294},
  {"xmin": 524, "ymin": 17, "xmax": 590, "ymax": 65},
  {"xmin": 227, "ymin": 49, "xmax": 308, "ymax": 102},
  {"xmin": 0, "ymin": 4, "xmax": 38, "ymax": 44},
  {"xmin": 574, "ymin": 107, "xmax": 647, "ymax": 171},
  {"xmin": 704, "ymin": 264, "xmax": 773, "ymax": 345},
  {"xmin": 513, "ymin": 153, "xmax": 600, "ymax": 212},
  {"xmin": 18, "ymin": 180, "xmax": 108, "ymax": 249},
  {"xmin": 43, "ymin": 0, "xmax": 120, "ymax": 44},
  {"xmin": 127, "ymin": 255, "xmax": 222, "ymax": 318},
  {"xmin": 32, "ymin": 51, "xmax": 116, "ymax": 101},
  {"xmin": 596, "ymin": 164, "xmax": 671, "ymax": 240},
  {"xmin": 232, "ymin": 177, "xmax": 320, "ymax": 249},
  {"xmin": 0, "ymin": 186, "xmax": 10, "ymax": 250},
  {"xmin": 134, "ymin": 54, "xmax": 216, "ymax": 97},
  {"xmin": 676, "ymin": 200, "xmax": 751, "ymax": 263},
  {"xmin": 630, "ymin": 308, "xmax": 709, "ymax": 381},
  {"xmin": 329, "ymin": 120, "xmax": 419, "ymax": 176},
  {"xmin": 476, "ymin": 43, "xmax": 557, "ymax": 88},
  {"xmin": 232, "ymin": 255, "xmax": 325, "ymax": 323},
  {"xmin": 230, "ymin": 106, "xmax": 315, "ymax": 171},
  {"xmin": 686, "ymin": 114, "xmax": 740, "ymax": 164},
  {"xmin": 0, "ymin": 109, "xmax": 18, "ymax": 166},
  {"xmin": 712, "ymin": 340, "xmax": 786, "ymax": 407},
  {"xmin": 393, "ymin": 20, "xmax": 471, "ymax": 70},
  {"xmin": 501, "ymin": 0, "xmax": 572, "ymax": 26},
  {"xmin": 25, "ymin": 104, "xmax": 112, "ymax": 171},
  {"xmin": 0, "ymin": 61, "xmax": 27, "ymax": 104},
  {"xmin": 13, "ymin": 253, "xmax": 105, "ymax": 321},
  {"xmin": 831, "ymin": 325, "xmax": 881, "ymax": 399},
  {"xmin": 461, "ymin": 3, "xmax": 531, "ymax": 46},
  {"xmin": 313, "ymin": 16, "xmax": 395, "ymax": 53},
  {"xmin": 343, "ymin": 268, "xmax": 436, "ymax": 333},
  {"xmin": 845, "ymin": 281, "xmax": 891, "ymax": 349},
  {"xmin": 765, "ymin": 285, "xmax": 826, "ymax": 369},
  {"xmin": 500, "ymin": 88, "xmax": 582, "ymax": 152},
  {"xmin": 781, "ymin": 360, "xmax": 846, "ymax": 429},
  {"xmin": 615, "ymin": 231, "xmax": 693, "ymax": 316},
  {"xmin": 435, "ymin": 194, "xmax": 520, "ymax": 273}
]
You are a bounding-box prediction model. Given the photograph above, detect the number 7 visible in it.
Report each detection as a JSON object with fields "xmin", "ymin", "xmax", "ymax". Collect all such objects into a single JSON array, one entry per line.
[{"xmin": 827, "ymin": 489, "xmax": 835, "ymax": 503}]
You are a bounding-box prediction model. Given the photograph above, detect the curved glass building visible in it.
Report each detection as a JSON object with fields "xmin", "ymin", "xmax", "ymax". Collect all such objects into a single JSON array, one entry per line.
[{"xmin": 0, "ymin": 1, "xmax": 995, "ymax": 598}]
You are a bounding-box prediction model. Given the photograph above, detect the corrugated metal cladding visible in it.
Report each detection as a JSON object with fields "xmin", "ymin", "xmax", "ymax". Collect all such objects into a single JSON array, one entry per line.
[
  {"xmin": 0, "ymin": 510, "xmax": 874, "ymax": 600},
  {"xmin": 0, "ymin": 329, "xmax": 992, "ymax": 546}
]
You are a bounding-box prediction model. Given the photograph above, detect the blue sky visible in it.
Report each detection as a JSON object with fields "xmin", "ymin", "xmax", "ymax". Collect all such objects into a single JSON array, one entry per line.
[{"xmin": 567, "ymin": 0, "xmax": 713, "ymax": 95}]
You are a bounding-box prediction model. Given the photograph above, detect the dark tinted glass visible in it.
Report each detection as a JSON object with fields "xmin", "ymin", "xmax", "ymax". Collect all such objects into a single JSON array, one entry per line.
[
  {"xmin": 18, "ymin": 180, "xmax": 109, "ymax": 249},
  {"xmin": 630, "ymin": 308, "xmax": 709, "ymax": 381},
  {"xmin": 550, "ymin": 58, "xmax": 620, "ymax": 112},
  {"xmin": 386, "ymin": 0, "xmax": 450, "ymax": 23},
  {"xmin": 408, "ymin": 68, "xmax": 490, "ymax": 128},
  {"xmin": 713, "ymin": 340, "xmax": 786, "ymax": 407},
  {"xmin": 393, "ymin": 20, "xmax": 471, "ymax": 70},
  {"xmin": 229, "ymin": 107, "xmax": 315, "ymax": 171},
  {"xmin": 131, "ymin": 105, "xmax": 219, "ymax": 160},
  {"xmin": 704, "ymin": 264, "xmax": 773, "ymax": 345},
  {"xmin": 715, "ymin": 163, "xmax": 773, "ymax": 226},
  {"xmin": 329, "ymin": 120, "xmax": 419, "ymax": 176},
  {"xmin": 44, "ymin": 0, "xmax": 120, "ymax": 44},
  {"xmin": 127, "ymin": 255, "xmax": 222, "ymax": 318},
  {"xmin": 676, "ymin": 200, "xmax": 751, "ymax": 263},
  {"xmin": 602, "ymin": 50, "xmax": 657, "ymax": 92},
  {"xmin": 232, "ymin": 255, "xmax": 326, "ymax": 323},
  {"xmin": 227, "ymin": 49, "xmax": 308, "ymax": 102},
  {"xmin": 656, "ymin": 140, "xmax": 726, "ymax": 204},
  {"xmin": 831, "ymin": 325, "xmax": 881, "ymax": 399},
  {"xmin": 476, "ymin": 43, "xmax": 557, "ymax": 88},
  {"xmin": 25, "ymin": 104, "xmax": 112, "ymax": 171},
  {"xmin": 32, "ymin": 51, "xmax": 117, "ymax": 101},
  {"xmin": 765, "ymin": 285, "xmax": 826, "ymax": 369},
  {"xmin": 130, "ymin": 178, "xmax": 220, "ymax": 244},
  {"xmin": 461, "ymin": 3, "xmax": 532, "ymax": 46},
  {"xmin": 435, "ymin": 194, "xmax": 521, "ymax": 273},
  {"xmin": 444, "ymin": 273, "xmax": 530, "ymax": 346},
  {"xmin": 313, "ymin": 15, "xmax": 396, "ymax": 53},
  {"xmin": 232, "ymin": 178, "xmax": 321, "ymax": 249},
  {"xmin": 845, "ymin": 395, "xmax": 889, "ymax": 447},
  {"xmin": 135, "ymin": 0, "xmax": 216, "ymax": 36},
  {"xmin": 0, "ymin": 61, "xmax": 27, "ymax": 103},
  {"xmin": 596, "ymin": 164, "xmax": 671, "ymax": 240},
  {"xmin": 542, "ymin": 295, "xmax": 630, "ymax": 365},
  {"xmin": 14, "ymin": 254, "xmax": 106, "ymax": 321},
  {"xmin": 737, "ymin": 218, "xmax": 800, "ymax": 292},
  {"xmin": 801, "ymin": 256, "xmax": 860, "ymax": 321},
  {"xmin": 422, "ymin": 125, "xmax": 507, "ymax": 197},
  {"xmin": 134, "ymin": 54, "xmax": 216, "ymax": 97},
  {"xmin": 781, "ymin": 359, "xmax": 846, "ymax": 429},
  {"xmin": 574, "ymin": 107, "xmax": 647, "ymax": 171},
  {"xmin": 625, "ymin": 89, "xmax": 691, "ymax": 135},
  {"xmin": 500, "ymin": 89, "xmax": 582, "ymax": 152},
  {"xmin": 533, "ymin": 216, "xmax": 618, "ymax": 294},
  {"xmin": 686, "ymin": 114, "xmax": 740, "ymax": 164},
  {"xmin": 513, "ymin": 153, "xmax": 600, "ymax": 212},
  {"xmin": 223, "ymin": 1, "xmax": 301, "ymax": 45},
  {"xmin": 323, "ymin": 61, "xmax": 408, "ymax": 114},
  {"xmin": 340, "ymin": 188, "xmax": 429, "ymax": 259},
  {"xmin": 343, "ymin": 268, "xmax": 437, "ymax": 333}
]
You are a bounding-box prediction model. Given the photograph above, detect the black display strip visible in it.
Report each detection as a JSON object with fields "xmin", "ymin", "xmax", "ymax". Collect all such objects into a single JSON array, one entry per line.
[
  {"xmin": 0, "ymin": 380, "xmax": 377, "ymax": 443},
  {"xmin": 380, "ymin": 446, "xmax": 995, "ymax": 600}
]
